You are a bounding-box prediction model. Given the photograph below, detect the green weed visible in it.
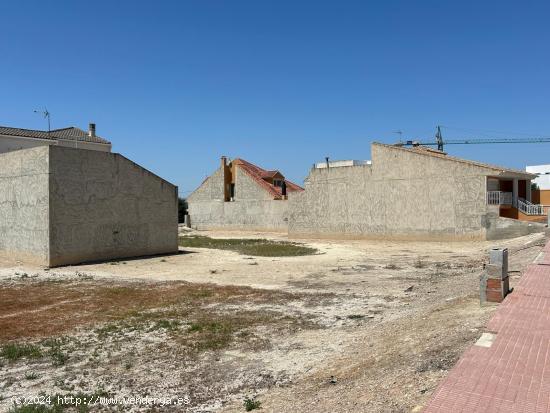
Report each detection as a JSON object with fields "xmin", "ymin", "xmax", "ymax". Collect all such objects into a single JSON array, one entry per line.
[
  {"xmin": 1, "ymin": 344, "xmax": 42, "ymax": 361},
  {"xmin": 179, "ymin": 236, "xmax": 317, "ymax": 257},
  {"xmin": 243, "ymin": 397, "xmax": 262, "ymax": 411}
]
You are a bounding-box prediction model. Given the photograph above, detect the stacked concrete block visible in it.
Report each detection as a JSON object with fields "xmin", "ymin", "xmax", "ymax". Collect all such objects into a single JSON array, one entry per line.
[{"xmin": 480, "ymin": 248, "xmax": 509, "ymax": 303}]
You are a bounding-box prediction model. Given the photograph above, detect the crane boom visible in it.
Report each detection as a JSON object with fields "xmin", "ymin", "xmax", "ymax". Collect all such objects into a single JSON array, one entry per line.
[{"xmin": 394, "ymin": 126, "xmax": 550, "ymax": 151}]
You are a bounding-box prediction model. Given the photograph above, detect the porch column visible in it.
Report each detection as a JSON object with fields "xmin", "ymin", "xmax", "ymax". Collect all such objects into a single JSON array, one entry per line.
[
  {"xmin": 526, "ymin": 180, "xmax": 532, "ymax": 202},
  {"xmin": 512, "ymin": 179, "xmax": 518, "ymax": 207}
]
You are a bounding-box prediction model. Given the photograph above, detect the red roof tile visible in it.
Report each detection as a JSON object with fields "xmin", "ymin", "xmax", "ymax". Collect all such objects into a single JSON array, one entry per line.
[{"xmin": 261, "ymin": 170, "xmax": 282, "ymax": 179}]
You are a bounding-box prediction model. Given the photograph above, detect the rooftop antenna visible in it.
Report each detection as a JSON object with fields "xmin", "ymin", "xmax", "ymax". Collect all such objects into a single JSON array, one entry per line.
[
  {"xmin": 33, "ymin": 108, "xmax": 51, "ymax": 133},
  {"xmin": 393, "ymin": 130, "xmax": 403, "ymax": 144},
  {"xmin": 435, "ymin": 125, "xmax": 443, "ymax": 151}
]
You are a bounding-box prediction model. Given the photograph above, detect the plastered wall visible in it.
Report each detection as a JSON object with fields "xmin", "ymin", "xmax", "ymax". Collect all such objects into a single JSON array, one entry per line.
[
  {"xmin": 48, "ymin": 147, "xmax": 178, "ymax": 266},
  {"xmin": 0, "ymin": 147, "xmax": 50, "ymax": 264},
  {"xmin": 288, "ymin": 144, "xmax": 494, "ymax": 240},
  {"xmin": 0, "ymin": 146, "xmax": 178, "ymax": 266}
]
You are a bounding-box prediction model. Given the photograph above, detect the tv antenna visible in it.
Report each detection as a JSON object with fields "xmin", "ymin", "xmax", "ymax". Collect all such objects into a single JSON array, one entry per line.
[
  {"xmin": 393, "ymin": 130, "xmax": 403, "ymax": 144},
  {"xmin": 33, "ymin": 108, "xmax": 51, "ymax": 133}
]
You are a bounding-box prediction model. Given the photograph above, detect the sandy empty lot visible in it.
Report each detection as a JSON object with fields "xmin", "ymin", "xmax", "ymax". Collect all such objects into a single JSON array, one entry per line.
[{"xmin": 0, "ymin": 230, "xmax": 546, "ymax": 412}]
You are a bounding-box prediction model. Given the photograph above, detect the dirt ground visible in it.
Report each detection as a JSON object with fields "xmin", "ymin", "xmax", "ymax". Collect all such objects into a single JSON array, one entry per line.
[{"xmin": 0, "ymin": 229, "xmax": 546, "ymax": 412}]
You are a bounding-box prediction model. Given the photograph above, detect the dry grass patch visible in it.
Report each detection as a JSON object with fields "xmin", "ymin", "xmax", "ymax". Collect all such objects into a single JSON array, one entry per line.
[
  {"xmin": 0, "ymin": 279, "xmax": 317, "ymax": 342},
  {"xmin": 179, "ymin": 235, "xmax": 318, "ymax": 256}
]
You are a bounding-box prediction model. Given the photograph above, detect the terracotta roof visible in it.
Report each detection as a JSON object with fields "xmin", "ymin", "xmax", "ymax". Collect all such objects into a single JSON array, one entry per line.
[
  {"xmin": 261, "ymin": 170, "xmax": 282, "ymax": 179},
  {"xmin": 232, "ymin": 158, "xmax": 304, "ymax": 199},
  {"xmin": 373, "ymin": 142, "xmax": 536, "ymax": 179},
  {"xmin": 0, "ymin": 125, "xmax": 111, "ymax": 145}
]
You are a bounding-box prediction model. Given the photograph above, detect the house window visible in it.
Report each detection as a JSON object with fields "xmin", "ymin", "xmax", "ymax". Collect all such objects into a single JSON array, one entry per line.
[{"xmin": 273, "ymin": 179, "xmax": 283, "ymax": 187}]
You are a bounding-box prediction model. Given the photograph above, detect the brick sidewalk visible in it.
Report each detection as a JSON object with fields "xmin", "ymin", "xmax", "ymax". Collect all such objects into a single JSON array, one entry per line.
[{"xmin": 424, "ymin": 243, "xmax": 550, "ymax": 413}]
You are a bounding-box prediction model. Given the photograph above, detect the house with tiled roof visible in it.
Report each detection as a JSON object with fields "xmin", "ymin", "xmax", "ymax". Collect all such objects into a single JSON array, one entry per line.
[
  {"xmin": 289, "ymin": 142, "xmax": 547, "ymax": 241},
  {"xmin": 0, "ymin": 123, "xmax": 112, "ymax": 153},
  {"xmin": 187, "ymin": 157, "xmax": 303, "ymax": 231}
]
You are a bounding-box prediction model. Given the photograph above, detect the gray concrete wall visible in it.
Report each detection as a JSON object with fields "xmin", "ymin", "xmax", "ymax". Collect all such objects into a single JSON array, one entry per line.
[
  {"xmin": 289, "ymin": 144, "xmax": 495, "ymax": 240},
  {"xmin": 485, "ymin": 213, "xmax": 547, "ymax": 240},
  {"xmin": 187, "ymin": 167, "xmax": 225, "ymax": 202},
  {"xmin": 187, "ymin": 165, "xmax": 289, "ymax": 231},
  {"xmin": 48, "ymin": 147, "xmax": 178, "ymax": 266},
  {"xmin": 234, "ymin": 167, "xmax": 274, "ymax": 201},
  {"xmin": 188, "ymin": 199, "xmax": 289, "ymax": 231},
  {"xmin": 0, "ymin": 146, "xmax": 50, "ymax": 264}
]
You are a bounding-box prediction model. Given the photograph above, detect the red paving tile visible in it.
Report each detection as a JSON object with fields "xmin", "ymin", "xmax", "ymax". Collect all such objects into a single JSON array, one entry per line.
[{"xmin": 423, "ymin": 241, "xmax": 550, "ymax": 413}]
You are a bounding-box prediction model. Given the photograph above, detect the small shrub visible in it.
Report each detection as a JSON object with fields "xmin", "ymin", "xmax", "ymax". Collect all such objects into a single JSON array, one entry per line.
[
  {"xmin": 24, "ymin": 372, "xmax": 39, "ymax": 380},
  {"xmin": 40, "ymin": 338, "xmax": 68, "ymax": 366},
  {"xmin": 50, "ymin": 349, "xmax": 68, "ymax": 366},
  {"xmin": 187, "ymin": 323, "xmax": 203, "ymax": 333},
  {"xmin": 243, "ymin": 397, "xmax": 261, "ymax": 411}
]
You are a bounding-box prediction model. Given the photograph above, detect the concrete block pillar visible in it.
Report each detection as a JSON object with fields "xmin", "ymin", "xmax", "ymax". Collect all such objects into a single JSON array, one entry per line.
[
  {"xmin": 481, "ymin": 248, "xmax": 509, "ymax": 303},
  {"xmin": 527, "ymin": 180, "xmax": 532, "ymax": 202},
  {"xmin": 184, "ymin": 214, "xmax": 191, "ymax": 228}
]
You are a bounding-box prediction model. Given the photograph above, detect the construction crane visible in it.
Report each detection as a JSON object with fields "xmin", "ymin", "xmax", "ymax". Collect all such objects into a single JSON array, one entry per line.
[{"xmin": 394, "ymin": 126, "xmax": 550, "ymax": 152}]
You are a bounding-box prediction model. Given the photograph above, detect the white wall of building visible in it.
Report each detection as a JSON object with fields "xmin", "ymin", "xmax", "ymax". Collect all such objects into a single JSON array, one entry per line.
[
  {"xmin": 314, "ymin": 159, "xmax": 371, "ymax": 169},
  {"xmin": 526, "ymin": 165, "xmax": 550, "ymax": 190}
]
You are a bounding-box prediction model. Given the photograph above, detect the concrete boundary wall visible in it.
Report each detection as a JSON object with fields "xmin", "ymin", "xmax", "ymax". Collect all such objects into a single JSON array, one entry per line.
[
  {"xmin": 188, "ymin": 199, "xmax": 288, "ymax": 232},
  {"xmin": 0, "ymin": 146, "xmax": 178, "ymax": 266},
  {"xmin": 48, "ymin": 147, "xmax": 179, "ymax": 266},
  {"xmin": 288, "ymin": 143, "xmax": 545, "ymax": 241}
]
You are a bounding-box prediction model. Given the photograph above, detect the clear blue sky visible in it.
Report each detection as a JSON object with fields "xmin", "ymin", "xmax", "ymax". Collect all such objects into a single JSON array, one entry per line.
[{"xmin": 2, "ymin": 1, "xmax": 550, "ymax": 196}]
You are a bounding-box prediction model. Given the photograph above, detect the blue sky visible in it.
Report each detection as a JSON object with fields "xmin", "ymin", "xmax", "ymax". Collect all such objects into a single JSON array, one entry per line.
[{"xmin": 1, "ymin": 1, "xmax": 550, "ymax": 195}]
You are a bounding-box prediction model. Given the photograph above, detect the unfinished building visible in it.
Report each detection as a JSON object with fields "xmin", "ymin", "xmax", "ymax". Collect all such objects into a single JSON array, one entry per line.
[
  {"xmin": 187, "ymin": 157, "xmax": 303, "ymax": 231},
  {"xmin": 0, "ymin": 145, "xmax": 178, "ymax": 266},
  {"xmin": 289, "ymin": 143, "xmax": 546, "ymax": 241}
]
